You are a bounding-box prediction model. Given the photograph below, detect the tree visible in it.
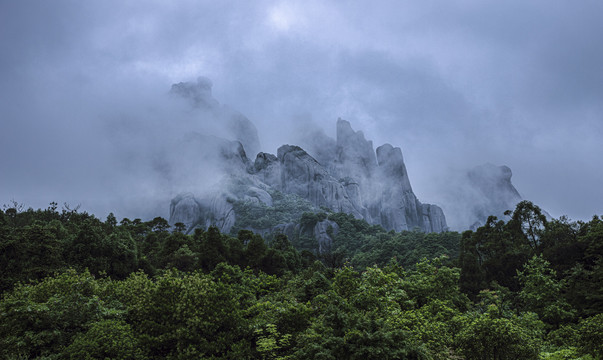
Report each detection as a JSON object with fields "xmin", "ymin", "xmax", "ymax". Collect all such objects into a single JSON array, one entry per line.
[
  {"xmin": 105, "ymin": 212, "xmax": 118, "ymax": 230},
  {"xmin": 116, "ymin": 270, "xmax": 252, "ymax": 359},
  {"xmin": 456, "ymin": 306, "xmax": 544, "ymax": 360},
  {"xmin": 63, "ymin": 319, "xmax": 144, "ymax": 359},
  {"xmin": 198, "ymin": 226, "xmax": 227, "ymax": 271},
  {"xmin": 0, "ymin": 269, "xmax": 117, "ymax": 359},
  {"xmin": 506, "ymin": 200, "xmax": 547, "ymax": 252},
  {"xmin": 459, "ymin": 230, "xmax": 487, "ymax": 298},
  {"xmin": 516, "ymin": 255, "xmax": 575, "ymax": 326},
  {"xmin": 246, "ymin": 233, "xmax": 268, "ymax": 269},
  {"xmin": 148, "ymin": 216, "xmax": 170, "ymax": 233},
  {"xmin": 577, "ymin": 313, "xmax": 603, "ymax": 358},
  {"xmin": 173, "ymin": 222, "xmax": 187, "ymax": 233},
  {"xmin": 401, "ymin": 256, "xmax": 469, "ymax": 310}
]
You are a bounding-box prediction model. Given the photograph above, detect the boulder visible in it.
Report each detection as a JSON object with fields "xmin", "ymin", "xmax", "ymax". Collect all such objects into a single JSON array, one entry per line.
[
  {"xmin": 169, "ymin": 193, "xmax": 202, "ymax": 233},
  {"xmin": 169, "ymin": 191, "xmax": 235, "ymax": 234}
]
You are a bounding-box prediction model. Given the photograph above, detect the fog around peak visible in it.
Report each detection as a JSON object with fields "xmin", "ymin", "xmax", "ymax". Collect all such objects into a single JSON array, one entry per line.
[{"xmin": 1, "ymin": 1, "xmax": 602, "ymax": 222}]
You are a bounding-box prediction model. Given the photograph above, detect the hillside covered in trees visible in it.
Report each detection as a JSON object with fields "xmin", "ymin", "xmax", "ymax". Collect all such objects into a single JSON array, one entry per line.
[{"xmin": 0, "ymin": 201, "xmax": 602, "ymax": 359}]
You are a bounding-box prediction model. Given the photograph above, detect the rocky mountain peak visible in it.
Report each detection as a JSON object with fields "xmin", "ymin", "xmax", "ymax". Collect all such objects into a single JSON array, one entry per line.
[
  {"xmin": 376, "ymin": 143, "xmax": 412, "ymax": 193},
  {"xmin": 170, "ymin": 76, "xmax": 218, "ymax": 109},
  {"xmin": 336, "ymin": 118, "xmax": 377, "ymax": 176},
  {"xmin": 171, "ymin": 114, "xmax": 449, "ymax": 236},
  {"xmin": 170, "ymin": 77, "xmax": 261, "ymax": 160},
  {"xmin": 468, "ymin": 163, "xmax": 521, "ymax": 203},
  {"xmin": 465, "ymin": 163, "xmax": 523, "ymax": 229},
  {"xmin": 162, "ymin": 78, "xmax": 553, "ymax": 242}
]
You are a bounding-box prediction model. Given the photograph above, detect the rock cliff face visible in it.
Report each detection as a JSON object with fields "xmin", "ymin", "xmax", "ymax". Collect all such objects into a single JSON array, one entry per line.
[
  {"xmin": 161, "ymin": 78, "xmax": 541, "ymax": 250},
  {"xmin": 465, "ymin": 163, "xmax": 523, "ymax": 229},
  {"xmin": 314, "ymin": 220, "xmax": 339, "ymax": 253},
  {"xmin": 262, "ymin": 120, "xmax": 448, "ymax": 233},
  {"xmin": 276, "ymin": 145, "xmax": 363, "ymax": 219},
  {"xmin": 166, "ymin": 78, "xmax": 453, "ymax": 250},
  {"xmin": 169, "ymin": 192, "xmax": 236, "ymax": 235},
  {"xmin": 170, "ymin": 77, "xmax": 261, "ymax": 158},
  {"xmin": 169, "ymin": 115, "xmax": 448, "ymax": 237},
  {"xmin": 335, "ymin": 118, "xmax": 378, "ymax": 178}
]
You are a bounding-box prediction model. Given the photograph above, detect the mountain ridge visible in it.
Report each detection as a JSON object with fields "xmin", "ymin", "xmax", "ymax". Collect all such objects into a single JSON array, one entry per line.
[{"xmin": 166, "ymin": 78, "xmax": 525, "ymax": 242}]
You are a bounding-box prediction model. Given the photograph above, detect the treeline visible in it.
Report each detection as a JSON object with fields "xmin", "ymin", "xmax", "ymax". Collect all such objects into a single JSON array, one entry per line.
[
  {"xmin": 0, "ymin": 201, "xmax": 601, "ymax": 359},
  {"xmin": 0, "ymin": 202, "xmax": 311, "ymax": 293},
  {"xmin": 315, "ymin": 211, "xmax": 461, "ymax": 269}
]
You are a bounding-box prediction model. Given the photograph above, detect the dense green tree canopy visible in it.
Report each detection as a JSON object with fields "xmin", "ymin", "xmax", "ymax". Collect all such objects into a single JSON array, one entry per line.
[{"xmin": 0, "ymin": 201, "xmax": 601, "ymax": 359}]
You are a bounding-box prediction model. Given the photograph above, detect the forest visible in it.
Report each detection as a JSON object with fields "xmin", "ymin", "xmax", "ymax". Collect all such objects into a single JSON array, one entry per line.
[{"xmin": 0, "ymin": 200, "xmax": 601, "ymax": 359}]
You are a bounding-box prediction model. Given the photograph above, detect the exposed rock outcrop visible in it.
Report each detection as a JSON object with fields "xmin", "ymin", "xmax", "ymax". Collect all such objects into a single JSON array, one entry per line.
[
  {"xmin": 170, "ymin": 117, "xmax": 449, "ymax": 237},
  {"xmin": 169, "ymin": 193, "xmax": 202, "ymax": 232},
  {"xmin": 374, "ymin": 143, "xmax": 448, "ymax": 232},
  {"xmin": 314, "ymin": 220, "xmax": 339, "ymax": 253},
  {"xmin": 466, "ymin": 163, "xmax": 523, "ymax": 229},
  {"xmin": 169, "ymin": 192, "xmax": 235, "ymax": 234},
  {"xmin": 336, "ymin": 118, "xmax": 377, "ymax": 179},
  {"xmin": 277, "ymin": 145, "xmax": 364, "ymax": 219},
  {"xmin": 170, "ymin": 76, "xmax": 218, "ymax": 108},
  {"xmin": 251, "ymin": 122, "xmax": 448, "ymax": 233},
  {"xmin": 170, "ymin": 77, "xmax": 261, "ymax": 159},
  {"xmin": 226, "ymin": 112, "xmax": 261, "ymax": 159},
  {"xmin": 177, "ymin": 133, "xmax": 250, "ymax": 175},
  {"xmin": 438, "ymin": 163, "xmax": 526, "ymax": 230},
  {"xmin": 167, "ymin": 78, "xmax": 451, "ymax": 246}
]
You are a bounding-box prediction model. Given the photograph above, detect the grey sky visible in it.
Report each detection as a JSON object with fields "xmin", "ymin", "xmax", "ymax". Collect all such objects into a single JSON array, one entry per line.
[{"xmin": 1, "ymin": 1, "xmax": 601, "ymax": 222}]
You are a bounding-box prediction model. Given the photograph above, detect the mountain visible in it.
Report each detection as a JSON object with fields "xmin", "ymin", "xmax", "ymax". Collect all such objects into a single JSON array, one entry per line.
[
  {"xmin": 170, "ymin": 76, "xmax": 261, "ymax": 158},
  {"xmin": 169, "ymin": 113, "xmax": 448, "ymax": 240},
  {"xmin": 466, "ymin": 163, "xmax": 522, "ymax": 227},
  {"xmin": 165, "ymin": 78, "xmax": 535, "ymax": 245}
]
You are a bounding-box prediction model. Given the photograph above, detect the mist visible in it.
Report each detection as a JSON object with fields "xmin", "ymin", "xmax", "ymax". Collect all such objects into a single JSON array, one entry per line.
[{"xmin": 1, "ymin": 1, "xmax": 602, "ymax": 223}]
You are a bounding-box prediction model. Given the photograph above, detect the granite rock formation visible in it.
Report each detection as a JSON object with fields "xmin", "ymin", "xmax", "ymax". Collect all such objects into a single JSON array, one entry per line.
[
  {"xmin": 169, "ymin": 116, "xmax": 449, "ymax": 238},
  {"xmin": 276, "ymin": 145, "xmax": 363, "ymax": 219},
  {"xmin": 170, "ymin": 77, "xmax": 261, "ymax": 158},
  {"xmin": 465, "ymin": 163, "xmax": 523, "ymax": 229},
  {"xmin": 165, "ymin": 78, "xmax": 545, "ymax": 240}
]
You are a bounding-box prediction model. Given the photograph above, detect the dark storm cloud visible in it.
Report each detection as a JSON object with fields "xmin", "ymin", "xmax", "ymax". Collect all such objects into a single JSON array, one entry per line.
[{"xmin": 1, "ymin": 0, "xmax": 601, "ymax": 223}]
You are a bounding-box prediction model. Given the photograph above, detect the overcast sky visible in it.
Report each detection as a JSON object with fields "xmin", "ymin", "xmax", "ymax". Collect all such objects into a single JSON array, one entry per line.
[{"xmin": 1, "ymin": 1, "xmax": 602, "ymax": 222}]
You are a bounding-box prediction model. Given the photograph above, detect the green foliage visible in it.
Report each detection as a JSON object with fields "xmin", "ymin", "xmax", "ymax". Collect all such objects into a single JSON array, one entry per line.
[
  {"xmin": 506, "ymin": 200, "xmax": 548, "ymax": 252},
  {"xmin": 0, "ymin": 269, "xmax": 121, "ymax": 359},
  {"xmin": 0, "ymin": 200, "xmax": 602, "ymax": 359},
  {"xmin": 517, "ymin": 255, "xmax": 576, "ymax": 325},
  {"xmin": 231, "ymin": 190, "xmax": 316, "ymax": 233},
  {"xmin": 255, "ymin": 323, "xmax": 293, "ymax": 360},
  {"xmin": 293, "ymin": 294, "xmax": 430, "ymax": 360},
  {"xmin": 114, "ymin": 269, "xmax": 253, "ymax": 359},
  {"xmin": 540, "ymin": 348, "xmax": 594, "ymax": 360},
  {"xmin": 400, "ymin": 256, "xmax": 469, "ymax": 310},
  {"xmin": 577, "ymin": 313, "xmax": 603, "ymax": 359},
  {"xmin": 392, "ymin": 300, "xmax": 464, "ymax": 359},
  {"xmin": 460, "ymin": 214, "xmax": 529, "ymax": 293},
  {"xmin": 0, "ymin": 219, "xmax": 67, "ymax": 291},
  {"xmin": 456, "ymin": 306, "xmax": 545, "ymax": 360},
  {"xmin": 460, "ymin": 202, "xmax": 600, "ymax": 301},
  {"xmin": 63, "ymin": 319, "xmax": 144, "ymax": 359},
  {"xmin": 327, "ymin": 212, "xmax": 461, "ymax": 270}
]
